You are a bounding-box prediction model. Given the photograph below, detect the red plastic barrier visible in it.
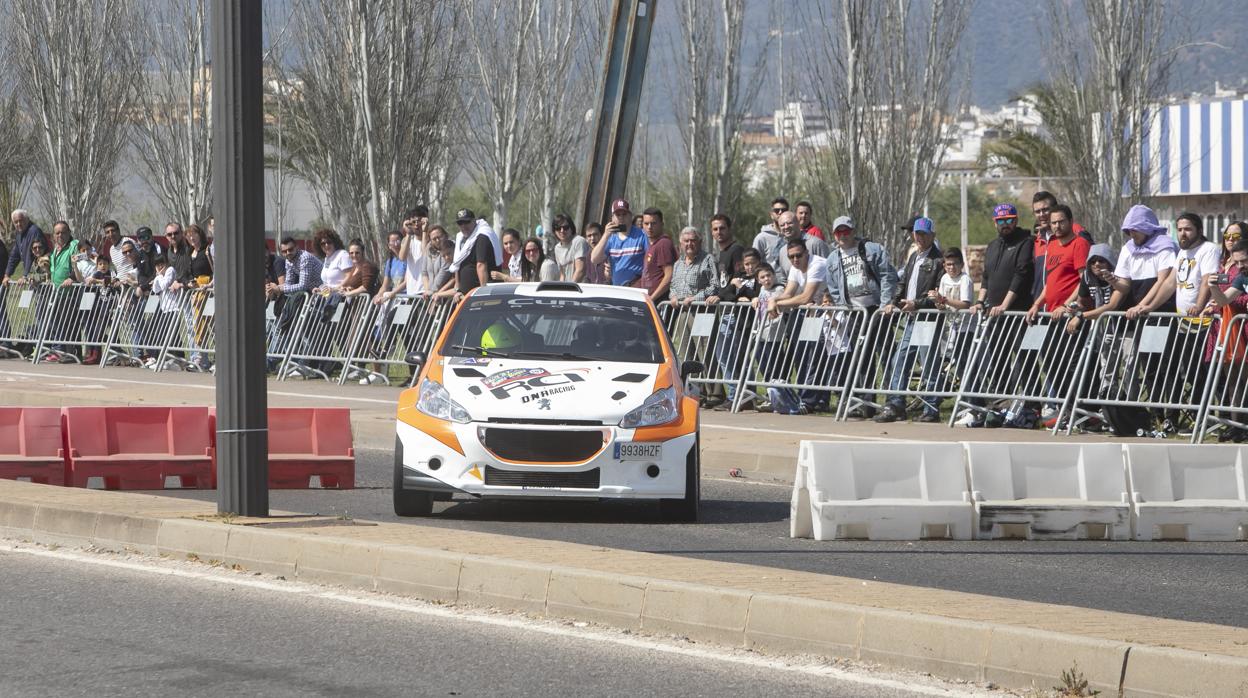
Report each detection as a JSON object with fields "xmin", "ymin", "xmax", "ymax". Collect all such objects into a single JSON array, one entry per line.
[
  {"xmin": 207, "ymin": 407, "xmax": 356, "ymax": 489},
  {"xmin": 0, "ymin": 407, "xmax": 67, "ymax": 485},
  {"xmin": 63, "ymin": 407, "xmax": 214, "ymax": 489},
  {"xmin": 266, "ymin": 407, "xmax": 355, "ymax": 489}
]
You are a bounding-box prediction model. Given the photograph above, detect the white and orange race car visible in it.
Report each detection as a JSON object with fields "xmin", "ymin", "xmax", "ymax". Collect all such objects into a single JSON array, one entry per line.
[{"xmin": 394, "ymin": 281, "xmax": 702, "ymax": 521}]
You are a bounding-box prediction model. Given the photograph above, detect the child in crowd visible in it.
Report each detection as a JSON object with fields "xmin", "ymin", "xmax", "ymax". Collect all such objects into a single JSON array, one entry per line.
[
  {"xmin": 145, "ymin": 254, "xmax": 180, "ymax": 369},
  {"xmin": 932, "ymin": 248, "xmax": 976, "ymax": 426},
  {"xmin": 750, "ymin": 263, "xmax": 803, "ymax": 414},
  {"xmin": 72, "ymin": 240, "xmax": 95, "ymax": 282}
]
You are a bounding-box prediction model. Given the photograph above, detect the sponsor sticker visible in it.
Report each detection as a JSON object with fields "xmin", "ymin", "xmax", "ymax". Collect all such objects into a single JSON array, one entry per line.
[
  {"xmin": 450, "ymin": 357, "xmax": 491, "ymax": 366},
  {"xmin": 483, "ymin": 367, "xmax": 549, "ymax": 389}
]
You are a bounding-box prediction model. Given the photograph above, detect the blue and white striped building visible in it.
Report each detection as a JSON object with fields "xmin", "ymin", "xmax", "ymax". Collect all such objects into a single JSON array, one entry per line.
[{"xmin": 1140, "ymin": 96, "xmax": 1248, "ymax": 238}]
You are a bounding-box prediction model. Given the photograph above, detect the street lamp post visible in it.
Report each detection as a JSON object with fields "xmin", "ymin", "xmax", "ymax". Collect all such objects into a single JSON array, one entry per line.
[{"xmin": 211, "ymin": 0, "xmax": 268, "ymax": 516}]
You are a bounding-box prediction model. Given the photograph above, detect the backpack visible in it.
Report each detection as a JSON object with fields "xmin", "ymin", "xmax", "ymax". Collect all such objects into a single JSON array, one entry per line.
[{"xmin": 1102, "ymin": 405, "xmax": 1153, "ymax": 437}]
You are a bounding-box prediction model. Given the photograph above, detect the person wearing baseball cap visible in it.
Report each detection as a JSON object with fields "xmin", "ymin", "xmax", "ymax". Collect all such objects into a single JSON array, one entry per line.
[
  {"xmin": 947, "ymin": 204, "xmax": 1036, "ymax": 427},
  {"xmin": 978, "ymin": 202, "xmax": 1034, "ymax": 316},
  {"xmin": 823, "ymin": 214, "xmax": 900, "ymax": 418},
  {"xmin": 590, "ymin": 197, "xmax": 648, "ymax": 286},
  {"xmin": 876, "ymin": 216, "xmax": 945, "ymax": 423},
  {"xmin": 444, "ymin": 208, "xmax": 502, "ymax": 297}
]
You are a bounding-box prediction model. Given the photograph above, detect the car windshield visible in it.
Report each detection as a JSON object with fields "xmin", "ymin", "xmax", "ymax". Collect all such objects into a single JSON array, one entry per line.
[{"xmin": 442, "ymin": 295, "xmax": 665, "ymax": 364}]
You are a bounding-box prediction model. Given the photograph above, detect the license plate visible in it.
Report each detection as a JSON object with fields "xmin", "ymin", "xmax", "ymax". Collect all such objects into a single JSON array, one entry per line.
[{"xmin": 614, "ymin": 442, "xmax": 662, "ymax": 461}]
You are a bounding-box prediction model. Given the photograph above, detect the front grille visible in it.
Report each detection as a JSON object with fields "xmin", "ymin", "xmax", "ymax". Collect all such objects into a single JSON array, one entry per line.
[
  {"xmin": 483, "ymin": 466, "xmax": 601, "ymax": 489},
  {"xmin": 487, "ymin": 418, "xmax": 604, "ymax": 426},
  {"xmin": 480, "ymin": 427, "xmax": 604, "ymax": 463}
]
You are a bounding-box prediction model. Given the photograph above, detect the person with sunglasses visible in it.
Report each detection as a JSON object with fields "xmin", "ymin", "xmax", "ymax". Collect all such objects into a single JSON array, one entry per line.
[
  {"xmin": 751, "ymin": 196, "xmax": 792, "ymax": 284},
  {"xmin": 976, "ymin": 203, "xmax": 1036, "ymax": 318},
  {"xmin": 551, "ymin": 214, "xmax": 589, "ymax": 282},
  {"xmin": 519, "ymin": 237, "xmax": 559, "ymax": 282},
  {"xmin": 952, "ymin": 204, "xmax": 1036, "ymax": 427},
  {"xmin": 1219, "ymin": 221, "xmax": 1246, "ymax": 276}
]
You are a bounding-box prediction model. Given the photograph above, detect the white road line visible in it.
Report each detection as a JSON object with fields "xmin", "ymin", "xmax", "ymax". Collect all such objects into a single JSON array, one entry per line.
[
  {"xmin": 0, "ymin": 368, "xmax": 396, "ymax": 405},
  {"xmin": 0, "ymin": 542, "xmax": 994, "ymax": 697},
  {"xmin": 701, "ymin": 423, "xmax": 902, "ymax": 442}
]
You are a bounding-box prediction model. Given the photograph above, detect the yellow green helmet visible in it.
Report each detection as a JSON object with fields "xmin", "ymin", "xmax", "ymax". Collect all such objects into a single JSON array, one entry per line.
[{"xmin": 481, "ymin": 322, "xmax": 520, "ymax": 350}]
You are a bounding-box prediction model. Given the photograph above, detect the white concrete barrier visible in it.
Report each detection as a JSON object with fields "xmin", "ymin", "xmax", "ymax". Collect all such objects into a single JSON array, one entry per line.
[
  {"xmin": 790, "ymin": 441, "xmax": 973, "ymax": 541},
  {"xmin": 965, "ymin": 442, "xmax": 1130, "ymax": 540},
  {"xmin": 1125, "ymin": 444, "xmax": 1248, "ymax": 541}
]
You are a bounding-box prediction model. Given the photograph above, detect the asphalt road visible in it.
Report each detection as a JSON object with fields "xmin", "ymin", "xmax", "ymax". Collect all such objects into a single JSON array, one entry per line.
[
  {"xmin": 0, "ymin": 545, "xmax": 987, "ymax": 698},
  {"xmin": 162, "ymin": 446, "xmax": 1248, "ymax": 630}
]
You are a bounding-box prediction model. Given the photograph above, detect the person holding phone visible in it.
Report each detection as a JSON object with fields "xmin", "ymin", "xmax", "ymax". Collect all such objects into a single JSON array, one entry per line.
[{"xmin": 590, "ymin": 198, "xmax": 648, "ymax": 286}]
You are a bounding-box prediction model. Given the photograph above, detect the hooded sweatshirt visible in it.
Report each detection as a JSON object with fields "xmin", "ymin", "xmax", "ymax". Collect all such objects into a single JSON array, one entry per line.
[
  {"xmin": 1078, "ymin": 243, "xmax": 1117, "ymax": 310},
  {"xmin": 1116, "ymin": 205, "xmax": 1178, "ymax": 310}
]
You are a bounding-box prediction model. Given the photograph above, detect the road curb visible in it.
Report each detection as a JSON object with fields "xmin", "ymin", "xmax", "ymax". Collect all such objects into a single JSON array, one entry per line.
[{"xmin": 1, "ymin": 486, "xmax": 1245, "ymax": 697}]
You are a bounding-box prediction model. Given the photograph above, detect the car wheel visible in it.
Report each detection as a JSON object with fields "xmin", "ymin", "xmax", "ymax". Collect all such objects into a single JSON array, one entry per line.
[
  {"xmin": 393, "ymin": 435, "xmax": 434, "ymax": 517},
  {"xmin": 659, "ymin": 437, "xmax": 700, "ymax": 523}
]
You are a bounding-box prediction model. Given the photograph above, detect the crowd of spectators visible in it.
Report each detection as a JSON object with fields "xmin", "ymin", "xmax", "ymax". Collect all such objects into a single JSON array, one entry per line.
[{"xmin": 1, "ymin": 191, "xmax": 1244, "ymax": 434}]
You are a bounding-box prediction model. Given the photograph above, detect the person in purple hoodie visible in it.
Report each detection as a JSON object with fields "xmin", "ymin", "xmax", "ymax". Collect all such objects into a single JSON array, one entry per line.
[{"xmin": 1113, "ymin": 204, "xmax": 1179, "ymax": 318}]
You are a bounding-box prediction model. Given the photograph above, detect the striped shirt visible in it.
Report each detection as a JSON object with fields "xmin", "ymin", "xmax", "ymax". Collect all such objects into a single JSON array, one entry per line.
[{"xmin": 604, "ymin": 226, "xmax": 648, "ymax": 286}]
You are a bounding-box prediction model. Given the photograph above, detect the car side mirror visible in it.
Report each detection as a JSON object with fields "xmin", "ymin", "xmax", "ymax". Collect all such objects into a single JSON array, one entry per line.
[
  {"xmin": 680, "ymin": 360, "xmax": 704, "ymax": 378},
  {"xmin": 405, "ymin": 351, "xmax": 426, "ymax": 368}
]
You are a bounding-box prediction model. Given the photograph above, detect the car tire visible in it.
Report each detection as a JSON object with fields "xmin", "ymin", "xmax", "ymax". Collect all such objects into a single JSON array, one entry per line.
[
  {"xmin": 393, "ymin": 435, "xmax": 434, "ymax": 517},
  {"xmin": 659, "ymin": 438, "xmax": 700, "ymax": 523}
]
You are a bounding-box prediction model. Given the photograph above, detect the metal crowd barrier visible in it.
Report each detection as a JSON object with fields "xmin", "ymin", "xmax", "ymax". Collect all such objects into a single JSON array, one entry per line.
[
  {"xmin": 0, "ymin": 281, "xmax": 47, "ymax": 359},
  {"xmin": 731, "ymin": 303, "xmax": 869, "ymax": 414},
  {"xmin": 656, "ymin": 301, "xmax": 756, "ymax": 401},
  {"xmin": 6, "ymin": 278, "xmax": 1247, "ymax": 443},
  {"xmin": 841, "ymin": 308, "xmax": 977, "ymax": 421},
  {"xmin": 100, "ymin": 285, "xmax": 181, "ymax": 368},
  {"xmin": 273, "ymin": 292, "xmax": 374, "ymax": 381},
  {"xmin": 159, "ymin": 287, "xmax": 215, "ymax": 372},
  {"xmin": 32, "ymin": 282, "xmax": 119, "ymax": 364},
  {"xmin": 945, "ymin": 310, "xmax": 1092, "ymax": 430},
  {"xmin": 1191, "ymin": 314, "xmax": 1246, "ymax": 443},
  {"xmin": 1064, "ymin": 311, "xmax": 1217, "ymax": 438},
  {"xmin": 338, "ymin": 294, "xmax": 454, "ymax": 386}
]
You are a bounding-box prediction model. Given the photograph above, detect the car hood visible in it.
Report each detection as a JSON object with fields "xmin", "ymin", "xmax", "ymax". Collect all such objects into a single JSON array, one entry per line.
[{"xmin": 439, "ymin": 357, "xmax": 662, "ymax": 423}]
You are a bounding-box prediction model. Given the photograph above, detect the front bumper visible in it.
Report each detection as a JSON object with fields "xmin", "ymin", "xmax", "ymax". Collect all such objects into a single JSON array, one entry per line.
[{"xmin": 395, "ymin": 420, "xmax": 696, "ymax": 499}]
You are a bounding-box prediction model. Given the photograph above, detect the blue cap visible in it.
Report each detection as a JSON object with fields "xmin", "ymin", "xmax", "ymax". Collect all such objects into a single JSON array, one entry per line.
[
  {"xmin": 912, "ymin": 217, "xmax": 934, "ymax": 234},
  {"xmin": 993, "ymin": 203, "xmax": 1018, "ymax": 220}
]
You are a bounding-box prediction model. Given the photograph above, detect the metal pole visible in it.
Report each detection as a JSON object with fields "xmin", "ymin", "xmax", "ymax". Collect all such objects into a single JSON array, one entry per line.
[
  {"xmin": 212, "ymin": 0, "xmax": 268, "ymax": 516},
  {"xmin": 576, "ymin": 0, "xmax": 658, "ymax": 230},
  {"xmin": 960, "ymin": 175, "xmax": 969, "ymax": 253}
]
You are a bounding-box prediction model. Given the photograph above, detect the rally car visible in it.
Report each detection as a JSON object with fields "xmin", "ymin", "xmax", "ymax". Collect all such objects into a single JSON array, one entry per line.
[{"xmin": 393, "ymin": 281, "xmax": 702, "ymax": 521}]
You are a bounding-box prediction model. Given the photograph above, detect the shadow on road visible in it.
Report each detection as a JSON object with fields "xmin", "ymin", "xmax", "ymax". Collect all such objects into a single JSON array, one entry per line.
[{"xmin": 429, "ymin": 496, "xmax": 790, "ymax": 526}]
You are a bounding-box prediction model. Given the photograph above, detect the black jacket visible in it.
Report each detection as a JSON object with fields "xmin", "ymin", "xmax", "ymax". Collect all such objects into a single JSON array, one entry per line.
[
  {"xmin": 982, "ymin": 227, "xmax": 1035, "ymax": 310},
  {"xmin": 892, "ymin": 244, "xmax": 944, "ymax": 308}
]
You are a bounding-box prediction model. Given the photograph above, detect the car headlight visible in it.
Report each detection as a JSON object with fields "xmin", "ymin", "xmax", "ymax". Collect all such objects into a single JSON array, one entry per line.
[
  {"xmin": 620, "ymin": 386, "xmax": 679, "ymax": 429},
  {"xmin": 416, "ymin": 378, "xmax": 472, "ymax": 424}
]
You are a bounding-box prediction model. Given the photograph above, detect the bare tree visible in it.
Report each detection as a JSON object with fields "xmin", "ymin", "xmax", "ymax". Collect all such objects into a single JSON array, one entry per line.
[
  {"xmin": 263, "ymin": 3, "xmax": 295, "ymax": 241},
  {"xmin": 130, "ymin": 0, "xmax": 212, "ymax": 226},
  {"xmin": 668, "ymin": 0, "xmax": 767, "ymax": 233},
  {"xmin": 987, "ymin": 0, "xmax": 1172, "ymax": 239},
  {"xmin": 529, "ymin": 0, "xmax": 599, "ymax": 240},
  {"xmin": 0, "ymin": 93, "xmax": 37, "ymax": 226},
  {"xmin": 457, "ymin": 0, "xmax": 545, "ymax": 232},
  {"xmin": 7, "ymin": 0, "xmax": 143, "ymax": 230},
  {"xmin": 279, "ymin": 0, "xmax": 460, "ymax": 249},
  {"xmin": 801, "ymin": 0, "xmax": 971, "ymax": 257}
]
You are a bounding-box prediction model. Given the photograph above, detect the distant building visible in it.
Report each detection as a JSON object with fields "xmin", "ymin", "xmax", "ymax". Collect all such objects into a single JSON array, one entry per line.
[{"xmin": 1134, "ymin": 94, "xmax": 1248, "ymax": 240}]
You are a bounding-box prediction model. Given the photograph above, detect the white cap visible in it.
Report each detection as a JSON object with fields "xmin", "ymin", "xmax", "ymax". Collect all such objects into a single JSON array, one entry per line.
[{"xmin": 832, "ymin": 215, "xmax": 855, "ymax": 232}]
